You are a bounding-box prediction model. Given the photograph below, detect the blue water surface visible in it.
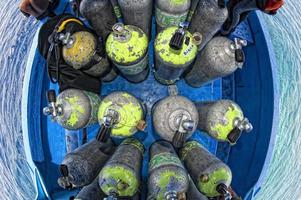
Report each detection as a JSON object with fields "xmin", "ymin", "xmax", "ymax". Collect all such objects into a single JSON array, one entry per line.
[{"xmin": 0, "ymin": 0, "xmax": 300, "ymax": 199}]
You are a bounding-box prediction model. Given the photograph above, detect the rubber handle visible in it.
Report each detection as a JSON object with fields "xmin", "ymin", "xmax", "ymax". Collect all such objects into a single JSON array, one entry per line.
[
  {"xmin": 59, "ymin": 164, "xmax": 69, "ymax": 177},
  {"xmin": 47, "ymin": 90, "xmax": 56, "ymax": 103},
  {"xmin": 169, "ymin": 32, "xmax": 184, "ymax": 50},
  {"xmin": 172, "ymin": 131, "xmax": 185, "ymax": 148},
  {"xmin": 227, "ymin": 127, "xmax": 242, "ymax": 144},
  {"xmin": 96, "ymin": 125, "xmax": 111, "ymax": 142},
  {"xmin": 235, "ymin": 49, "xmax": 245, "ymax": 63}
]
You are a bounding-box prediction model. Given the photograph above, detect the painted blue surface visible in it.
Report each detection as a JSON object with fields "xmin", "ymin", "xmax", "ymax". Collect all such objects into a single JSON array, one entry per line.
[{"xmin": 21, "ymin": 1, "xmax": 279, "ymax": 199}]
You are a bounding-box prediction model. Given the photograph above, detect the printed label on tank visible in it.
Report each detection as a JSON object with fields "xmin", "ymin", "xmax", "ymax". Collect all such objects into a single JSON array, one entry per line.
[
  {"xmin": 115, "ymin": 53, "xmax": 148, "ymax": 75},
  {"xmin": 149, "ymin": 152, "xmax": 183, "ymax": 170},
  {"xmin": 155, "ymin": 7, "xmax": 187, "ymax": 28}
]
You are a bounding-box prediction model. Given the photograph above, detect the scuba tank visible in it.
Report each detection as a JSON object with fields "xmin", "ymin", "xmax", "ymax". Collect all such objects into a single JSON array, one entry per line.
[
  {"xmin": 60, "ymin": 30, "xmax": 117, "ymax": 82},
  {"xmin": 80, "ymin": 0, "xmax": 117, "ymax": 39},
  {"xmin": 118, "ymin": 0, "xmax": 153, "ymax": 39},
  {"xmin": 154, "ymin": 0, "xmax": 201, "ymax": 85},
  {"xmin": 155, "ymin": 0, "xmax": 191, "ymax": 32},
  {"xmin": 38, "ymin": 14, "xmax": 102, "ymax": 93},
  {"xmin": 154, "ymin": 27, "xmax": 199, "ymax": 85},
  {"xmin": 74, "ymin": 178, "xmax": 106, "ymax": 200},
  {"xmin": 43, "ymin": 89, "xmax": 101, "ymax": 130},
  {"xmin": 148, "ymin": 141, "xmax": 189, "ymax": 200},
  {"xmin": 180, "ymin": 141, "xmax": 232, "ymax": 198},
  {"xmin": 184, "ymin": 37, "xmax": 247, "ymax": 88},
  {"xmin": 187, "ymin": 178, "xmax": 209, "ymax": 200},
  {"xmin": 98, "ymin": 138, "xmax": 144, "ymax": 198},
  {"xmin": 106, "ymin": 23, "xmax": 149, "ymax": 83},
  {"xmin": 196, "ymin": 100, "xmax": 253, "ymax": 145},
  {"xmin": 58, "ymin": 132, "xmax": 115, "ymax": 189},
  {"xmin": 188, "ymin": 0, "xmax": 228, "ymax": 51},
  {"xmin": 98, "ymin": 91, "xmax": 146, "ymax": 139},
  {"xmin": 152, "ymin": 86, "xmax": 198, "ymax": 148}
]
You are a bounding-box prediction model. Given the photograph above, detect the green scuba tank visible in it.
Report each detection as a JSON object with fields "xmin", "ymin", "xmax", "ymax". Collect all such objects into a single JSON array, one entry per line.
[
  {"xmin": 80, "ymin": 0, "xmax": 117, "ymax": 39},
  {"xmin": 180, "ymin": 141, "xmax": 232, "ymax": 198},
  {"xmin": 148, "ymin": 140, "xmax": 189, "ymax": 200},
  {"xmin": 154, "ymin": 26, "xmax": 198, "ymax": 85},
  {"xmin": 118, "ymin": 0, "xmax": 153, "ymax": 39},
  {"xmin": 152, "ymin": 86, "xmax": 198, "ymax": 148},
  {"xmin": 58, "ymin": 137, "xmax": 115, "ymax": 189},
  {"xmin": 98, "ymin": 138, "xmax": 144, "ymax": 198},
  {"xmin": 155, "ymin": 0, "xmax": 191, "ymax": 32},
  {"xmin": 60, "ymin": 31, "xmax": 117, "ymax": 82},
  {"xmin": 98, "ymin": 91, "xmax": 146, "ymax": 138},
  {"xmin": 43, "ymin": 89, "xmax": 101, "ymax": 130},
  {"xmin": 106, "ymin": 23, "xmax": 149, "ymax": 83},
  {"xmin": 196, "ymin": 100, "xmax": 253, "ymax": 145}
]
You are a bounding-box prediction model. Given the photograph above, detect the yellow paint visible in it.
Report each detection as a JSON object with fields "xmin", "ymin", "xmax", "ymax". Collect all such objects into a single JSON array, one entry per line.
[
  {"xmin": 154, "ymin": 26, "xmax": 197, "ymax": 66},
  {"xmin": 198, "ymin": 168, "xmax": 232, "ymax": 197},
  {"xmin": 98, "ymin": 92, "xmax": 144, "ymax": 137},
  {"xmin": 62, "ymin": 31, "xmax": 97, "ymax": 69},
  {"xmin": 210, "ymin": 104, "xmax": 243, "ymax": 141},
  {"xmin": 106, "ymin": 25, "xmax": 148, "ymax": 64},
  {"xmin": 99, "ymin": 165, "xmax": 139, "ymax": 197}
]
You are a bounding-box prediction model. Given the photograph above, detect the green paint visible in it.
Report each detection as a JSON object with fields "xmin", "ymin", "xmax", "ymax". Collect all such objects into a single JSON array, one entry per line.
[
  {"xmin": 179, "ymin": 140, "xmax": 200, "ymax": 161},
  {"xmin": 156, "ymin": 170, "xmax": 187, "ymax": 200},
  {"xmin": 155, "ymin": 6, "xmax": 188, "ymax": 28},
  {"xmin": 149, "ymin": 153, "xmax": 183, "ymax": 170},
  {"xmin": 98, "ymin": 92, "xmax": 144, "ymax": 137},
  {"xmin": 210, "ymin": 104, "xmax": 244, "ymax": 141},
  {"xmin": 122, "ymin": 138, "xmax": 145, "ymax": 154},
  {"xmin": 198, "ymin": 167, "xmax": 232, "ymax": 197},
  {"xmin": 155, "ymin": 26, "xmax": 197, "ymax": 66},
  {"xmin": 99, "ymin": 165, "xmax": 139, "ymax": 197},
  {"xmin": 64, "ymin": 96, "xmax": 85, "ymax": 127},
  {"xmin": 106, "ymin": 25, "xmax": 148, "ymax": 64}
]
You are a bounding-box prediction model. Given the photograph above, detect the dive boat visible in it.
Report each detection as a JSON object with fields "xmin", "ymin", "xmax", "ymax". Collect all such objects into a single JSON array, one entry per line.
[{"xmin": 21, "ymin": 0, "xmax": 279, "ymax": 199}]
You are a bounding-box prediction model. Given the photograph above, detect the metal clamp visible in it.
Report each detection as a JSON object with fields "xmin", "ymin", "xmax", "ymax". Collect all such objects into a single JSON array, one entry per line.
[
  {"xmin": 58, "ymin": 32, "xmax": 75, "ymax": 48},
  {"xmin": 173, "ymin": 115, "xmax": 195, "ymax": 148}
]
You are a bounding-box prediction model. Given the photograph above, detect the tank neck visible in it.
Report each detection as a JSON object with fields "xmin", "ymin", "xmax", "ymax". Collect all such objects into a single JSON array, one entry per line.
[{"xmin": 112, "ymin": 23, "xmax": 132, "ymax": 43}]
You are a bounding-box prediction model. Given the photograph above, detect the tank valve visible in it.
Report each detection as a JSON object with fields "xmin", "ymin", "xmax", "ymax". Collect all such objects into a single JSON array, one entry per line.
[
  {"xmin": 105, "ymin": 190, "xmax": 118, "ymax": 200},
  {"xmin": 173, "ymin": 115, "xmax": 195, "ymax": 148},
  {"xmin": 165, "ymin": 190, "xmax": 178, "ymax": 200},
  {"xmin": 43, "ymin": 90, "xmax": 63, "ymax": 118},
  {"xmin": 169, "ymin": 22, "xmax": 189, "ymax": 51},
  {"xmin": 58, "ymin": 32, "xmax": 75, "ymax": 48},
  {"xmin": 233, "ymin": 38, "xmax": 247, "ymax": 67},
  {"xmin": 97, "ymin": 109, "xmax": 119, "ymax": 142},
  {"xmin": 217, "ymin": 183, "xmax": 232, "ymax": 200},
  {"xmin": 227, "ymin": 118, "xmax": 253, "ymax": 145},
  {"xmin": 112, "ymin": 23, "xmax": 131, "ymax": 42}
]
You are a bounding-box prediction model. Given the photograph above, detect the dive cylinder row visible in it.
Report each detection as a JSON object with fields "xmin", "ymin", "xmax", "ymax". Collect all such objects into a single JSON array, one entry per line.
[
  {"xmin": 44, "ymin": 89, "xmax": 252, "ymax": 145},
  {"xmin": 55, "ymin": 0, "xmax": 246, "ymax": 87}
]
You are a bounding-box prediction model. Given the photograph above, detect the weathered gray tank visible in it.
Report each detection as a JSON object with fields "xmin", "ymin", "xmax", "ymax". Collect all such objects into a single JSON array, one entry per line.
[
  {"xmin": 188, "ymin": 0, "xmax": 228, "ymax": 51},
  {"xmin": 59, "ymin": 31, "xmax": 116, "ymax": 81},
  {"xmin": 80, "ymin": 0, "xmax": 117, "ymax": 39},
  {"xmin": 184, "ymin": 37, "xmax": 247, "ymax": 88},
  {"xmin": 180, "ymin": 141, "xmax": 232, "ymax": 198},
  {"xmin": 187, "ymin": 178, "xmax": 209, "ymax": 200},
  {"xmin": 152, "ymin": 86, "xmax": 198, "ymax": 148},
  {"xmin": 148, "ymin": 141, "xmax": 189, "ymax": 200},
  {"xmin": 98, "ymin": 138, "xmax": 144, "ymax": 198},
  {"xmin": 118, "ymin": 0, "xmax": 153, "ymax": 39},
  {"xmin": 196, "ymin": 100, "xmax": 253, "ymax": 145},
  {"xmin": 58, "ymin": 139, "xmax": 115, "ymax": 189},
  {"xmin": 154, "ymin": 26, "xmax": 198, "ymax": 85},
  {"xmin": 98, "ymin": 91, "xmax": 146, "ymax": 138},
  {"xmin": 106, "ymin": 23, "xmax": 149, "ymax": 83},
  {"xmin": 155, "ymin": 0, "xmax": 191, "ymax": 32},
  {"xmin": 74, "ymin": 177, "xmax": 106, "ymax": 200},
  {"xmin": 43, "ymin": 89, "xmax": 101, "ymax": 130}
]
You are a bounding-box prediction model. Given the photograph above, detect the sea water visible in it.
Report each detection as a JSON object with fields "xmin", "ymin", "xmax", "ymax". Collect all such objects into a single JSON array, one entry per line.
[{"xmin": 0, "ymin": 0, "xmax": 300, "ymax": 199}]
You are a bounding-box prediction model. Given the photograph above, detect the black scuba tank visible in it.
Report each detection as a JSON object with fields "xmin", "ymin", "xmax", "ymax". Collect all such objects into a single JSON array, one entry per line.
[
  {"xmin": 58, "ymin": 128, "xmax": 116, "ymax": 189},
  {"xmin": 38, "ymin": 14, "xmax": 101, "ymax": 93}
]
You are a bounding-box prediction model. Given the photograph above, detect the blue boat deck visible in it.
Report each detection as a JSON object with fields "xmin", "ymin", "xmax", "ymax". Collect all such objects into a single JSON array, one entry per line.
[{"xmin": 21, "ymin": 1, "xmax": 279, "ymax": 199}]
